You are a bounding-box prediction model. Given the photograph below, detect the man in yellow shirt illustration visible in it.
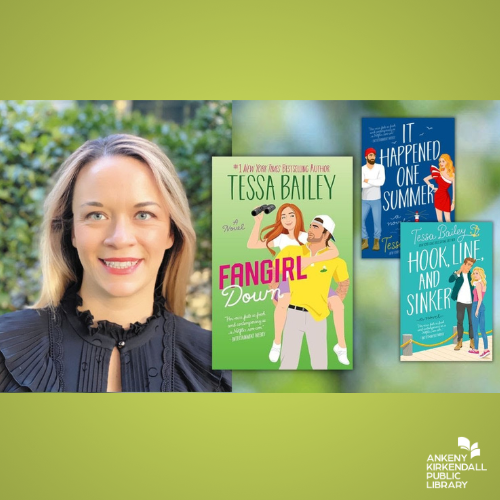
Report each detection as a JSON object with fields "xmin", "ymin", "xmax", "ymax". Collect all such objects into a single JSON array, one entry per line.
[{"xmin": 276, "ymin": 215, "xmax": 350, "ymax": 369}]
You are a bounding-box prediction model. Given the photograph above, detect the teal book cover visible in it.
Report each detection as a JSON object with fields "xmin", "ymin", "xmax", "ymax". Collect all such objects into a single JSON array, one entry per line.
[
  {"xmin": 400, "ymin": 222, "xmax": 493, "ymax": 361},
  {"xmin": 212, "ymin": 157, "xmax": 353, "ymax": 370}
]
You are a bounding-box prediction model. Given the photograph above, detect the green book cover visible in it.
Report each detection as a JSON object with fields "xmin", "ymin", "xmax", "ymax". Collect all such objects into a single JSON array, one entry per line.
[{"xmin": 212, "ymin": 157, "xmax": 353, "ymax": 370}]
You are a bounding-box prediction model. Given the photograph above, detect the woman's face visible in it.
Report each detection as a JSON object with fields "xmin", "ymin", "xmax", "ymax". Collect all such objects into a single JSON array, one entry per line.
[
  {"xmin": 71, "ymin": 155, "xmax": 174, "ymax": 299},
  {"xmin": 280, "ymin": 207, "xmax": 297, "ymax": 232},
  {"xmin": 472, "ymin": 269, "xmax": 480, "ymax": 281},
  {"xmin": 439, "ymin": 157, "xmax": 447, "ymax": 169}
]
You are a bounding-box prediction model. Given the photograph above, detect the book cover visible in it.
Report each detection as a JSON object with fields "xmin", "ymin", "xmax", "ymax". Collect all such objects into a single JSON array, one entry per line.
[
  {"xmin": 361, "ymin": 118, "xmax": 455, "ymax": 258},
  {"xmin": 400, "ymin": 222, "xmax": 493, "ymax": 361},
  {"xmin": 212, "ymin": 156, "xmax": 353, "ymax": 370}
]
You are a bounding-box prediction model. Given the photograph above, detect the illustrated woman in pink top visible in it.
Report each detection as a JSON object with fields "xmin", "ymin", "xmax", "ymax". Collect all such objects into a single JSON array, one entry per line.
[{"xmin": 469, "ymin": 267, "xmax": 489, "ymax": 358}]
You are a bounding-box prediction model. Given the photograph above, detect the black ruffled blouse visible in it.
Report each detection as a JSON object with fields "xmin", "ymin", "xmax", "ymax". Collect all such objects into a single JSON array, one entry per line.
[{"xmin": 0, "ymin": 286, "xmax": 231, "ymax": 392}]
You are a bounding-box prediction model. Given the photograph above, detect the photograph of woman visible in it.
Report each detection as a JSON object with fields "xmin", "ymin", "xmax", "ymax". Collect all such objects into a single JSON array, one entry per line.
[
  {"xmin": 469, "ymin": 267, "xmax": 490, "ymax": 358},
  {"xmin": 0, "ymin": 134, "xmax": 231, "ymax": 392},
  {"xmin": 247, "ymin": 203, "xmax": 346, "ymax": 364},
  {"xmin": 424, "ymin": 153, "xmax": 455, "ymax": 222}
]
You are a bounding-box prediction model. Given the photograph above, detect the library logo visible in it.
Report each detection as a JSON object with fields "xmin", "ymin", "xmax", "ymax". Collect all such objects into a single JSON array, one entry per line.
[
  {"xmin": 426, "ymin": 437, "xmax": 487, "ymax": 489},
  {"xmin": 458, "ymin": 437, "xmax": 480, "ymax": 459}
]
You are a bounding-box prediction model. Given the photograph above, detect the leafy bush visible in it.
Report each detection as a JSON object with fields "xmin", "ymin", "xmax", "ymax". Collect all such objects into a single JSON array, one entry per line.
[{"xmin": 0, "ymin": 100, "xmax": 231, "ymax": 313}]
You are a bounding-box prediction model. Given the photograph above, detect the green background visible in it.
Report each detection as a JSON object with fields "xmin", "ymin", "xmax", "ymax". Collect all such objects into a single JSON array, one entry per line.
[
  {"xmin": 1, "ymin": 3, "xmax": 499, "ymax": 498},
  {"xmin": 212, "ymin": 156, "xmax": 353, "ymax": 369},
  {"xmin": 2, "ymin": 394, "xmax": 497, "ymax": 498}
]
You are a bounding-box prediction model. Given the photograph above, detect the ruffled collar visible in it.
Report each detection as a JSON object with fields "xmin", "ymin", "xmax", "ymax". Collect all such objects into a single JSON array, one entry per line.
[
  {"xmin": 440, "ymin": 173, "xmax": 452, "ymax": 184},
  {"xmin": 62, "ymin": 284, "xmax": 166, "ymax": 343}
]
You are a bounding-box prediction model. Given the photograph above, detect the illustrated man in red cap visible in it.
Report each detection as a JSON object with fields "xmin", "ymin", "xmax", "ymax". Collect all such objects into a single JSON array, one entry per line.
[{"xmin": 362, "ymin": 147, "xmax": 385, "ymax": 251}]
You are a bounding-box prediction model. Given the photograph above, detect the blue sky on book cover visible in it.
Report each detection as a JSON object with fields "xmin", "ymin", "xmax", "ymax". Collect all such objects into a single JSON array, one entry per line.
[{"xmin": 361, "ymin": 118, "xmax": 455, "ymax": 259}]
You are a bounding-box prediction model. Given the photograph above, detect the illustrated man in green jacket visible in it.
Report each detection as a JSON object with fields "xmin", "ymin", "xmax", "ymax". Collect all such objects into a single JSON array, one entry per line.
[{"xmin": 449, "ymin": 257, "xmax": 476, "ymax": 351}]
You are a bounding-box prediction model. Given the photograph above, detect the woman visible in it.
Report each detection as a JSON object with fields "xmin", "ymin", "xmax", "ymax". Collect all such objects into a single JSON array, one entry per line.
[
  {"xmin": 247, "ymin": 203, "xmax": 339, "ymax": 363},
  {"xmin": 469, "ymin": 267, "xmax": 489, "ymax": 358},
  {"xmin": 0, "ymin": 134, "xmax": 230, "ymax": 392},
  {"xmin": 423, "ymin": 154, "xmax": 455, "ymax": 222}
]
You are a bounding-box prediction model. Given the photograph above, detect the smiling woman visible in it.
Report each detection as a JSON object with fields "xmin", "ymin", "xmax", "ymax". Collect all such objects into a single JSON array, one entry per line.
[
  {"xmin": 71, "ymin": 156, "xmax": 175, "ymax": 310},
  {"xmin": 0, "ymin": 134, "xmax": 231, "ymax": 392}
]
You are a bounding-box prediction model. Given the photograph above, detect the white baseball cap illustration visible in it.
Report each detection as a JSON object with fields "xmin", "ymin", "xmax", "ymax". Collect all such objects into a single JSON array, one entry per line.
[{"xmin": 312, "ymin": 215, "xmax": 336, "ymax": 241}]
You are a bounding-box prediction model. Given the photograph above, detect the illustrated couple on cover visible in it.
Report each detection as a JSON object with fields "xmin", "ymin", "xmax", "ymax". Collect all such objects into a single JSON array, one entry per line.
[
  {"xmin": 362, "ymin": 148, "xmax": 455, "ymax": 251},
  {"xmin": 248, "ymin": 203, "xmax": 350, "ymax": 369},
  {"xmin": 449, "ymin": 257, "xmax": 490, "ymax": 358}
]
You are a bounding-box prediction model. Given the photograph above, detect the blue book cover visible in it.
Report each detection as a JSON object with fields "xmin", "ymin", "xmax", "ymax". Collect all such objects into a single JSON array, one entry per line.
[
  {"xmin": 361, "ymin": 118, "xmax": 455, "ymax": 258},
  {"xmin": 400, "ymin": 222, "xmax": 492, "ymax": 362}
]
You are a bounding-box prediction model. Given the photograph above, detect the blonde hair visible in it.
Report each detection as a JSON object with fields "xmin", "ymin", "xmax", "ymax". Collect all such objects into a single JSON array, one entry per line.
[
  {"xmin": 471, "ymin": 267, "xmax": 487, "ymax": 288},
  {"xmin": 33, "ymin": 134, "xmax": 195, "ymax": 316},
  {"xmin": 439, "ymin": 154, "xmax": 455, "ymax": 178}
]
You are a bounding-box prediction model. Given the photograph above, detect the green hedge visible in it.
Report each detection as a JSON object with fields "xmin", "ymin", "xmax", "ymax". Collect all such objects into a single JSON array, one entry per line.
[{"xmin": 0, "ymin": 100, "xmax": 231, "ymax": 312}]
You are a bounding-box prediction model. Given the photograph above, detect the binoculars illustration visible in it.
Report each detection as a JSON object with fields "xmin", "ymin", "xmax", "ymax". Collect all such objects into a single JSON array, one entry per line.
[{"xmin": 251, "ymin": 204, "xmax": 276, "ymax": 216}]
